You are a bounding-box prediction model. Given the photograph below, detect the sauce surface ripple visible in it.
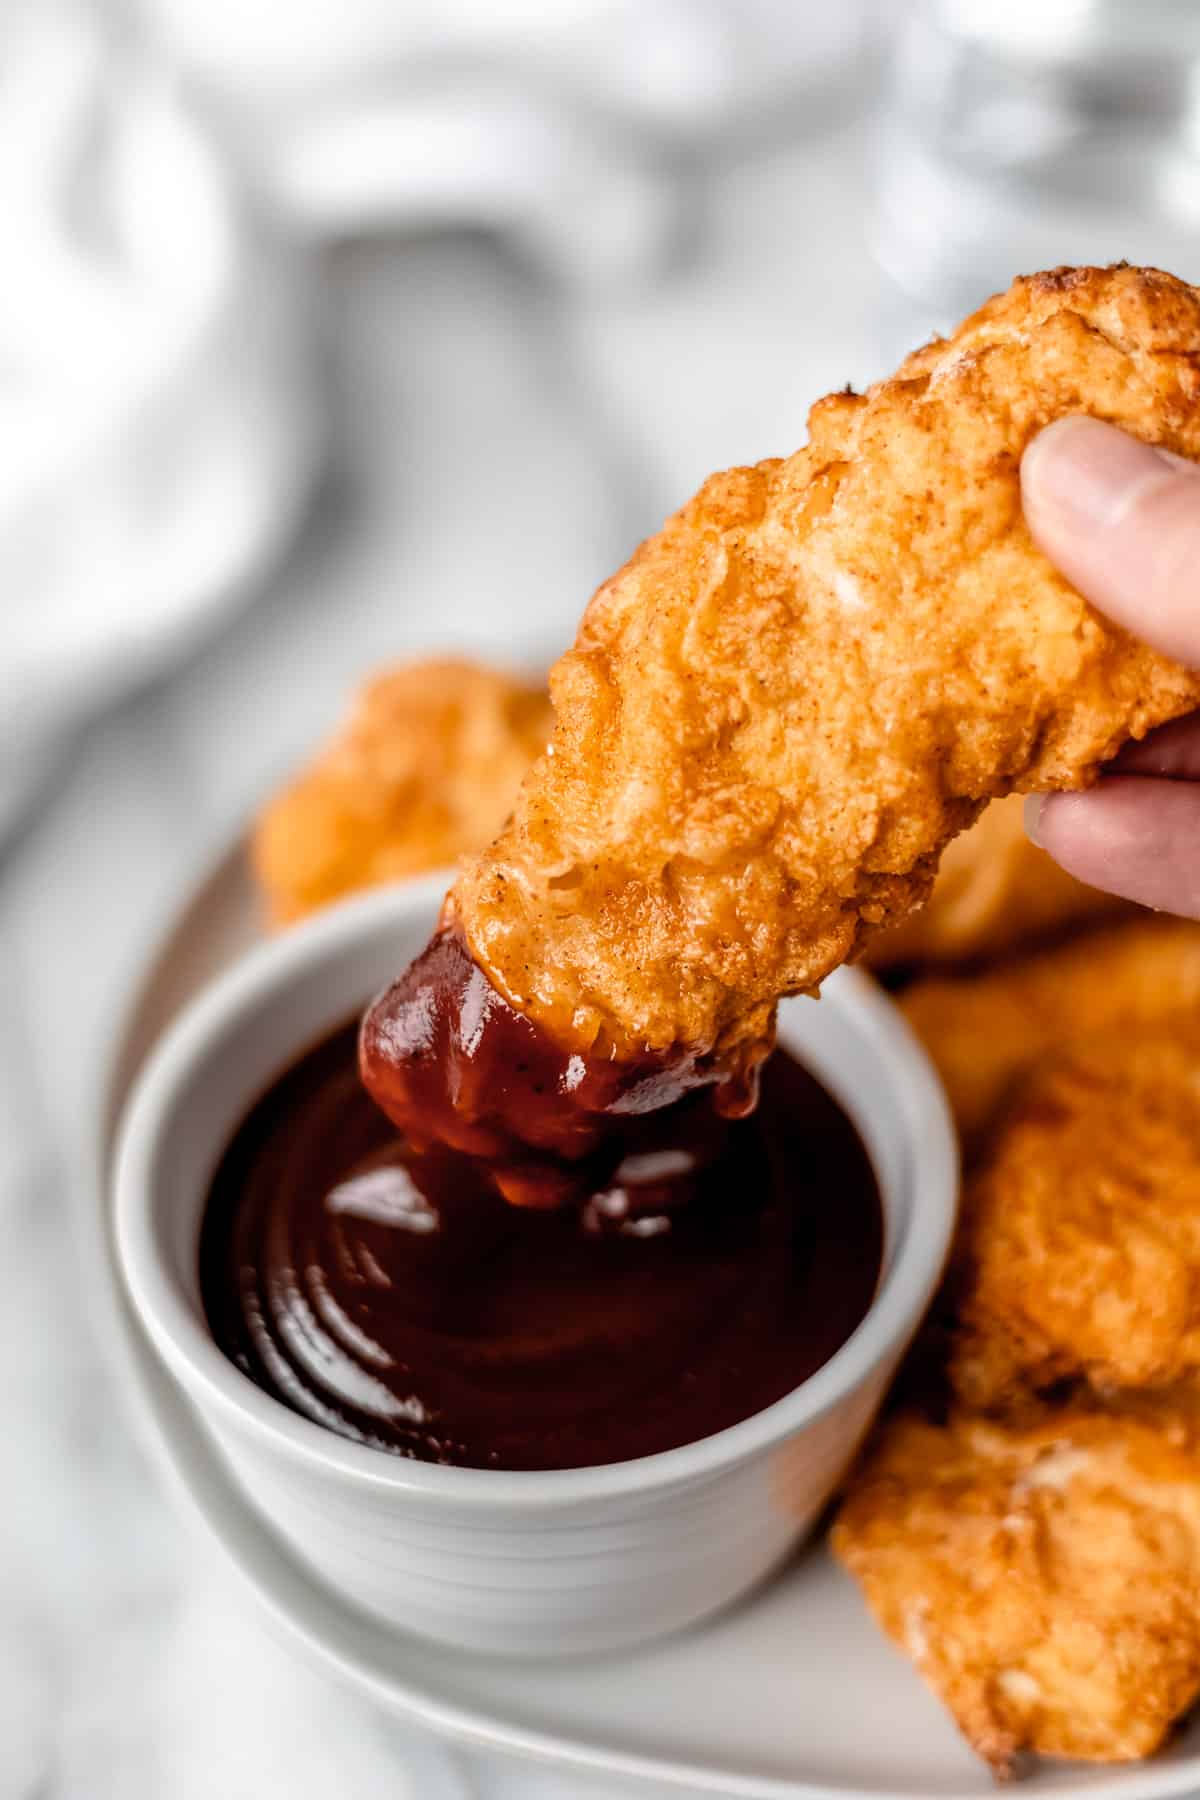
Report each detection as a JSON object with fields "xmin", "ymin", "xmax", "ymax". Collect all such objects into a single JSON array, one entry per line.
[{"xmin": 200, "ymin": 1020, "xmax": 883, "ymax": 1471}]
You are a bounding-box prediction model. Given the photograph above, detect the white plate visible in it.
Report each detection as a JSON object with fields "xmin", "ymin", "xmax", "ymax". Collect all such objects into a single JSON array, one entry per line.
[{"xmin": 91, "ymin": 846, "xmax": 1200, "ymax": 1800}]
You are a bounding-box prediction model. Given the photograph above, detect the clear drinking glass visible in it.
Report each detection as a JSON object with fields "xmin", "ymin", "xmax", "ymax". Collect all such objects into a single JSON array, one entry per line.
[{"xmin": 873, "ymin": 0, "xmax": 1200, "ymax": 337}]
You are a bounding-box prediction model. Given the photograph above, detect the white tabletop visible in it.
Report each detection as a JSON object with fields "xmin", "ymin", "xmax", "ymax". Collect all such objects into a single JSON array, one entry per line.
[{"xmin": 1, "ymin": 116, "xmax": 924, "ymax": 1799}]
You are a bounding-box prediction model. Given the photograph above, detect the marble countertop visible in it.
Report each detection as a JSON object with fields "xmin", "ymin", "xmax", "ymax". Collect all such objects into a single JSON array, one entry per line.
[{"xmin": 2, "ymin": 114, "xmax": 926, "ymax": 1800}]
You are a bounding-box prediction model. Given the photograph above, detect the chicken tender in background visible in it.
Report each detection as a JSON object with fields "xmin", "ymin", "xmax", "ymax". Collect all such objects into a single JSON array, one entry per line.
[
  {"xmin": 864, "ymin": 794, "xmax": 1128, "ymax": 974},
  {"xmin": 833, "ymin": 1394, "xmax": 1200, "ymax": 1773},
  {"xmin": 949, "ymin": 1025, "xmax": 1200, "ymax": 1409},
  {"xmin": 900, "ymin": 915, "xmax": 1200, "ymax": 1149},
  {"xmin": 454, "ymin": 265, "xmax": 1200, "ymax": 1081},
  {"xmin": 252, "ymin": 660, "xmax": 552, "ymax": 926}
]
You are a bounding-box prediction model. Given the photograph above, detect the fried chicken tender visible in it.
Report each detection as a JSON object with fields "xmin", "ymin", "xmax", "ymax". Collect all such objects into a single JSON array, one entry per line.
[
  {"xmin": 451, "ymin": 266, "xmax": 1200, "ymax": 1075},
  {"xmin": 252, "ymin": 659, "xmax": 551, "ymax": 925},
  {"xmin": 901, "ymin": 915, "xmax": 1200, "ymax": 1147},
  {"xmin": 949, "ymin": 1024, "xmax": 1200, "ymax": 1410},
  {"xmin": 832, "ymin": 1394, "xmax": 1200, "ymax": 1772},
  {"xmin": 864, "ymin": 794, "xmax": 1127, "ymax": 973}
]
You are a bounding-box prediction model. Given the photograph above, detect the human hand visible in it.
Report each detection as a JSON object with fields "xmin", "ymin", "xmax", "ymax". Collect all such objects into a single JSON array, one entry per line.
[{"xmin": 1021, "ymin": 416, "xmax": 1200, "ymax": 916}]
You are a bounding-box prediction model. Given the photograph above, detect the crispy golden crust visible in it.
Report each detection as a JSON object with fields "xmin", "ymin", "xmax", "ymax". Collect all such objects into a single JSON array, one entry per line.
[
  {"xmin": 833, "ymin": 1395, "xmax": 1200, "ymax": 1772},
  {"xmin": 453, "ymin": 266, "xmax": 1200, "ymax": 1067},
  {"xmin": 864, "ymin": 794, "xmax": 1128, "ymax": 972},
  {"xmin": 252, "ymin": 660, "xmax": 551, "ymax": 926},
  {"xmin": 901, "ymin": 915, "xmax": 1200, "ymax": 1148},
  {"xmin": 949, "ymin": 1024, "xmax": 1200, "ymax": 1409}
]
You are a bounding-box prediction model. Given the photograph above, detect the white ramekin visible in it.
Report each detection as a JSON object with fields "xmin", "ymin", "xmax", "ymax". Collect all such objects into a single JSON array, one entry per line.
[{"xmin": 115, "ymin": 875, "xmax": 956, "ymax": 1659}]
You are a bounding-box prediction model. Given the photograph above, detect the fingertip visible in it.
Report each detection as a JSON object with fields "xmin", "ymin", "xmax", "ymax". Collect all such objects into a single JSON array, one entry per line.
[
  {"xmin": 1026, "ymin": 789, "xmax": 1089, "ymax": 869},
  {"xmin": 1027, "ymin": 778, "xmax": 1200, "ymax": 919},
  {"xmin": 1022, "ymin": 793, "xmax": 1045, "ymax": 848},
  {"xmin": 1020, "ymin": 416, "xmax": 1176, "ymax": 535},
  {"xmin": 1020, "ymin": 418, "xmax": 1200, "ymax": 666},
  {"xmin": 1025, "ymin": 790, "xmax": 1090, "ymax": 877},
  {"xmin": 1019, "ymin": 415, "xmax": 1102, "ymax": 510}
]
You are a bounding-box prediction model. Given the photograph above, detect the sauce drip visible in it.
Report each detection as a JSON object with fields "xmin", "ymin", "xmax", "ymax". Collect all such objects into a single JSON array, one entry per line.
[
  {"xmin": 360, "ymin": 927, "xmax": 763, "ymax": 1208},
  {"xmin": 200, "ymin": 1019, "xmax": 883, "ymax": 1471}
]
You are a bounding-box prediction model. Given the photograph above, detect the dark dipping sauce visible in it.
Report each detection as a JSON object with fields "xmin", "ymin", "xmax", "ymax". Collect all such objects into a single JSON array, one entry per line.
[
  {"xmin": 200, "ymin": 1019, "xmax": 883, "ymax": 1471},
  {"xmin": 359, "ymin": 928, "xmax": 769, "ymax": 1210}
]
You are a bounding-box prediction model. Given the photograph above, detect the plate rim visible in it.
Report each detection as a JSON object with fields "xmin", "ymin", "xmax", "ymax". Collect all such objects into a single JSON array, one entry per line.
[{"xmin": 85, "ymin": 840, "xmax": 1200, "ymax": 1800}]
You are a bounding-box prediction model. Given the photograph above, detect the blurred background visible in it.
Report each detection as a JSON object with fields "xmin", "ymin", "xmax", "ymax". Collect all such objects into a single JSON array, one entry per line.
[{"xmin": 6, "ymin": 1, "xmax": 1200, "ymax": 1795}]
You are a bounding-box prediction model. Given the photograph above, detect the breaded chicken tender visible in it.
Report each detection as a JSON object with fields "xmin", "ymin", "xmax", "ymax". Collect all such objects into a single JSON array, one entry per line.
[
  {"xmin": 253, "ymin": 659, "xmax": 551, "ymax": 925},
  {"xmin": 833, "ymin": 1394, "xmax": 1200, "ymax": 1772},
  {"xmin": 901, "ymin": 915, "xmax": 1200, "ymax": 1147},
  {"xmin": 949, "ymin": 1024, "xmax": 1200, "ymax": 1409},
  {"xmin": 865, "ymin": 794, "xmax": 1127, "ymax": 973},
  {"xmin": 451, "ymin": 266, "xmax": 1200, "ymax": 1077}
]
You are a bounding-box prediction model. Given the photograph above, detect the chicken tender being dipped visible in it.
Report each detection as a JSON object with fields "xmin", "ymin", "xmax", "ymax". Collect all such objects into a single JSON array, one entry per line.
[
  {"xmin": 253, "ymin": 659, "xmax": 552, "ymax": 926},
  {"xmin": 949, "ymin": 1023, "xmax": 1200, "ymax": 1409},
  {"xmin": 833, "ymin": 1394, "xmax": 1200, "ymax": 1774},
  {"xmin": 363, "ymin": 266, "xmax": 1200, "ymax": 1205}
]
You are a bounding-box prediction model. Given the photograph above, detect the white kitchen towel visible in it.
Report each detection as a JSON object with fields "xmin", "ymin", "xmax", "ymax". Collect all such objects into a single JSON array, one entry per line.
[
  {"xmin": 137, "ymin": 0, "xmax": 869, "ymax": 280},
  {"xmin": 0, "ymin": 0, "xmax": 319, "ymax": 843},
  {"xmin": 0, "ymin": 0, "xmax": 870, "ymax": 848}
]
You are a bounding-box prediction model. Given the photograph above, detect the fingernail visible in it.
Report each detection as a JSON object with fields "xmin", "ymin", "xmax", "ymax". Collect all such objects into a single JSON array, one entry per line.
[
  {"xmin": 1021, "ymin": 416, "xmax": 1189, "ymax": 530},
  {"xmin": 1023, "ymin": 794, "xmax": 1045, "ymax": 848}
]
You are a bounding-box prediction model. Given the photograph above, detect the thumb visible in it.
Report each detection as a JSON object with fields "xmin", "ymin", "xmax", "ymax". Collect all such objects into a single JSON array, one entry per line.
[{"xmin": 1021, "ymin": 416, "xmax": 1200, "ymax": 669}]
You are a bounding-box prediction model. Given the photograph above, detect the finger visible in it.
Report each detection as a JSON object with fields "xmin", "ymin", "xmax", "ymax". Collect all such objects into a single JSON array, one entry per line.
[
  {"xmin": 1026, "ymin": 778, "xmax": 1200, "ymax": 917},
  {"xmin": 1109, "ymin": 710, "xmax": 1200, "ymax": 779},
  {"xmin": 1021, "ymin": 416, "xmax": 1200, "ymax": 668}
]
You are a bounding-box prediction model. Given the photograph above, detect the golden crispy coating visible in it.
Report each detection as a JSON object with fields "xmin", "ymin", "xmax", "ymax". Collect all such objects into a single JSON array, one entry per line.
[
  {"xmin": 901, "ymin": 915, "xmax": 1200, "ymax": 1147},
  {"xmin": 864, "ymin": 794, "xmax": 1127, "ymax": 972},
  {"xmin": 949, "ymin": 1024, "xmax": 1200, "ymax": 1409},
  {"xmin": 833, "ymin": 1394, "xmax": 1200, "ymax": 1772},
  {"xmin": 452, "ymin": 266, "xmax": 1200, "ymax": 1071},
  {"xmin": 252, "ymin": 660, "xmax": 551, "ymax": 926}
]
